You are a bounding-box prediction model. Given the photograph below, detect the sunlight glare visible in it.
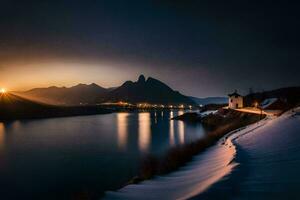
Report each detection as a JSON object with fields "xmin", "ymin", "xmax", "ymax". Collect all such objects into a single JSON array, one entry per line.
[{"xmin": 0, "ymin": 88, "xmax": 6, "ymax": 94}]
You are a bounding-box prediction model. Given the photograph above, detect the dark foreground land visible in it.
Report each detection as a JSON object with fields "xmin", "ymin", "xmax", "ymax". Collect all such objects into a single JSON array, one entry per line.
[
  {"xmin": 133, "ymin": 109, "xmax": 264, "ymax": 183},
  {"xmin": 0, "ymin": 93, "xmax": 112, "ymax": 121}
]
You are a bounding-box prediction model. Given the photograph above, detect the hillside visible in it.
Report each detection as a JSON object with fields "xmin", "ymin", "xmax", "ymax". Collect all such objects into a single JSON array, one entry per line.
[
  {"xmin": 0, "ymin": 93, "xmax": 111, "ymax": 120},
  {"xmin": 17, "ymin": 83, "xmax": 108, "ymax": 105},
  {"xmin": 244, "ymin": 87, "xmax": 300, "ymax": 108}
]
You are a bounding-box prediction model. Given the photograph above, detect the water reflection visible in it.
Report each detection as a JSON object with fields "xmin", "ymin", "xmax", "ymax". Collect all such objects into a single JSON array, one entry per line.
[
  {"xmin": 178, "ymin": 121, "xmax": 185, "ymax": 144},
  {"xmin": 178, "ymin": 110, "xmax": 184, "ymax": 116},
  {"xmin": 0, "ymin": 123, "xmax": 6, "ymax": 168},
  {"xmin": 12, "ymin": 121, "xmax": 21, "ymax": 132},
  {"xmin": 177, "ymin": 110, "xmax": 185, "ymax": 144},
  {"xmin": 0, "ymin": 123, "xmax": 5, "ymax": 151},
  {"xmin": 0, "ymin": 112, "xmax": 207, "ymax": 199},
  {"xmin": 170, "ymin": 111, "xmax": 174, "ymax": 119},
  {"xmin": 169, "ymin": 111, "xmax": 175, "ymax": 145},
  {"xmin": 138, "ymin": 113, "xmax": 151, "ymax": 152},
  {"xmin": 117, "ymin": 113, "xmax": 129, "ymax": 150}
]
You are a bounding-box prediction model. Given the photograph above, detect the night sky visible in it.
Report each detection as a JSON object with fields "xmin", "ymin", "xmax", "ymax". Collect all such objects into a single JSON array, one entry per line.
[{"xmin": 0, "ymin": 0, "xmax": 300, "ymax": 97}]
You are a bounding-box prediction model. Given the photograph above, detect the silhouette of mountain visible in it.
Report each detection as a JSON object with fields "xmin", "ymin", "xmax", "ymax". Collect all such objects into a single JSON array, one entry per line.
[
  {"xmin": 107, "ymin": 75, "xmax": 195, "ymax": 105},
  {"xmin": 17, "ymin": 83, "xmax": 108, "ymax": 105},
  {"xmin": 17, "ymin": 75, "xmax": 196, "ymax": 105}
]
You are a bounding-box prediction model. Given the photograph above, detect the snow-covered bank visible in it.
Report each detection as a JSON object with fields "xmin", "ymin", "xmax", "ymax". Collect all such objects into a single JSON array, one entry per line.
[
  {"xmin": 194, "ymin": 108, "xmax": 300, "ymax": 199},
  {"xmin": 104, "ymin": 113, "xmax": 268, "ymax": 199},
  {"xmin": 104, "ymin": 139, "xmax": 236, "ymax": 200},
  {"xmin": 104, "ymin": 107, "xmax": 300, "ymax": 200}
]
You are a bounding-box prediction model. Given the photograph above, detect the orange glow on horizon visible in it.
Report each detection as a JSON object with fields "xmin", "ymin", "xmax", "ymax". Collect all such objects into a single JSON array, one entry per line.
[
  {"xmin": 0, "ymin": 88, "xmax": 6, "ymax": 94},
  {"xmin": 0, "ymin": 61, "xmax": 135, "ymax": 92}
]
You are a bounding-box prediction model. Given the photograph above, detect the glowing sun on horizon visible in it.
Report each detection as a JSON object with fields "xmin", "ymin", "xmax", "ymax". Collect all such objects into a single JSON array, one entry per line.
[{"xmin": 0, "ymin": 88, "xmax": 6, "ymax": 94}]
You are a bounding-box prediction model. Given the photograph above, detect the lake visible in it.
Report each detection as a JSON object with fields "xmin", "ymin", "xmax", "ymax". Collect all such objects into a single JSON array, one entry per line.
[{"xmin": 0, "ymin": 110, "xmax": 207, "ymax": 199}]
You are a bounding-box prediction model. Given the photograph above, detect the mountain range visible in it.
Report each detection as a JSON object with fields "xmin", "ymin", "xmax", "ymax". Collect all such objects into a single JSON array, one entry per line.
[
  {"xmin": 16, "ymin": 75, "xmax": 197, "ymax": 105},
  {"xmin": 17, "ymin": 83, "xmax": 108, "ymax": 105}
]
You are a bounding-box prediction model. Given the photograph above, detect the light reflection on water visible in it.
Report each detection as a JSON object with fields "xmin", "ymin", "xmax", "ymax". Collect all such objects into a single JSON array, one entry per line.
[
  {"xmin": 116, "ymin": 111, "xmax": 198, "ymax": 152},
  {"xmin": 0, "ymin": 110, "xmax": 206, "ymax": 199},
  {"xmin": 117, "ymin": 113, "xmax": 129, "ymax": 150},
  {"xmin": 178, "ymin": 110, "xmax": 184, "ymax": 116},
  {"xmin": 178, "ymin": 120, "xmax": 185, "ymax": 144},
  {"xmin": 138, "ymin": 112, "xmax": 151, "ymax": 152},
  {"xmin": 177, "ymin": 110, "xmax": 185, "ymax": 144},
  {"xmin": 0, "ymin": 123, "xmax": 4, "ymax": 151},
  {"xmin": 169, "ymin": 111, "xmax": 175, "ymax": 145},
  {"xmin": 12, "ymin": 120, "xmax": 21, "ymax": 132}
]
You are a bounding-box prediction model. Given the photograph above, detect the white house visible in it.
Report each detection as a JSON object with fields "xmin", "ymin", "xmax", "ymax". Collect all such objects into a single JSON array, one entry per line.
[{"xmin": 228, "ymin": 90, "xmax": 243, "ymax": 109}]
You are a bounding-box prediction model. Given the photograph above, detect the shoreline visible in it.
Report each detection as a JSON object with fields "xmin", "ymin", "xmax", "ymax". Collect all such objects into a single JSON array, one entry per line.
[
  {"xmin": 0, "ymin": 93, "xmax": 114, "ymax": 121},
  {"xmin": 104, "ymin": 110, "xmax": 265, "ymax": 199},
  {"xmin": 0, "ymin": 108, "xmax": 194, "ymax": 123},
  {"xmin": 0, "ymin": 109, "xmax": 114, "ymax": 122},
  {"xmin": 105, "ymin": 134, "xmax": 238, "ymax": 199}
]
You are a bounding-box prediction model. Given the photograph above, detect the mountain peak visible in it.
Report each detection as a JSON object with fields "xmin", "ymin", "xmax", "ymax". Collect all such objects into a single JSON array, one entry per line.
[
  {"xmin": 108, "ymin": 75, "xmax": 195, "ymax": 105},
  {"xmin": 21, "ymin": 76, "xmax": 195, "ymax": 105},
  {"xmin": 146, "ymin": 76, "xmax": 156, "ymax": 82},
  {"xmin": 72, "ymin": 83, "xmax": 102, "ymax": 89},
  {"xmin": 137, "ymin": 74, "xmax": 146, "ymax": 83},
  {"xmin": 47, "ymin": 86, "xmax": 59, "ymax": 89},
  {"xmin": 73, "ymin": 83, "xmax": 87, "ymax": 87},
  {"xmin": 122, "ymin": 80, "xmax": 134, "ymax": 86},
  {"xmin": 89, "ymin": 83, "xmax": 102, "ymax": 88}
]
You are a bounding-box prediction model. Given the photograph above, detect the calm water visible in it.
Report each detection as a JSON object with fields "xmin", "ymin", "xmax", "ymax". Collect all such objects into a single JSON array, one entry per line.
[{"xmin": 0, "ymin": 110, "xmax": 207, "ymax": 199}]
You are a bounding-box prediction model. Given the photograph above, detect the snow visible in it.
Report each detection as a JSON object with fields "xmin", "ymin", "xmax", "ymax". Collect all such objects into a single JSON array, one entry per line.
[
  {"xmin": 199, "ymin": 110, "xmax": 218, "ymax": 117},
  {"xmin": 260, "ymin": 98, "xmax": 278, "ymax": 109},
  {"xmin": 104, "ymin": 112, "xmax": 272, "ymax": 199},
  {"xmin": 104, "ymin": 107, "xmax": 300, "ymax": 200},
  {"xmin": 194, "ymin": 107, "xmax": 300, "ymax": 199},
  {"xmin": 104, "ymin": 129, "xmax": 237, "ymax": 199}
]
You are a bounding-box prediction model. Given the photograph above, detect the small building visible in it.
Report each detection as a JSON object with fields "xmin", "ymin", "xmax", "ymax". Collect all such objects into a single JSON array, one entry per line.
[{"xmin": 228, "ymin": 90, "xmax": 243, "ymax": 109}]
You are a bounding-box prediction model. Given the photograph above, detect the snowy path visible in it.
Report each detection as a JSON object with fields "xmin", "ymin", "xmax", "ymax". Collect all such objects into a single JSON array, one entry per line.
[{"xmin": 235, "ymin": 107, "xmax": 280, "ymax": 116}]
